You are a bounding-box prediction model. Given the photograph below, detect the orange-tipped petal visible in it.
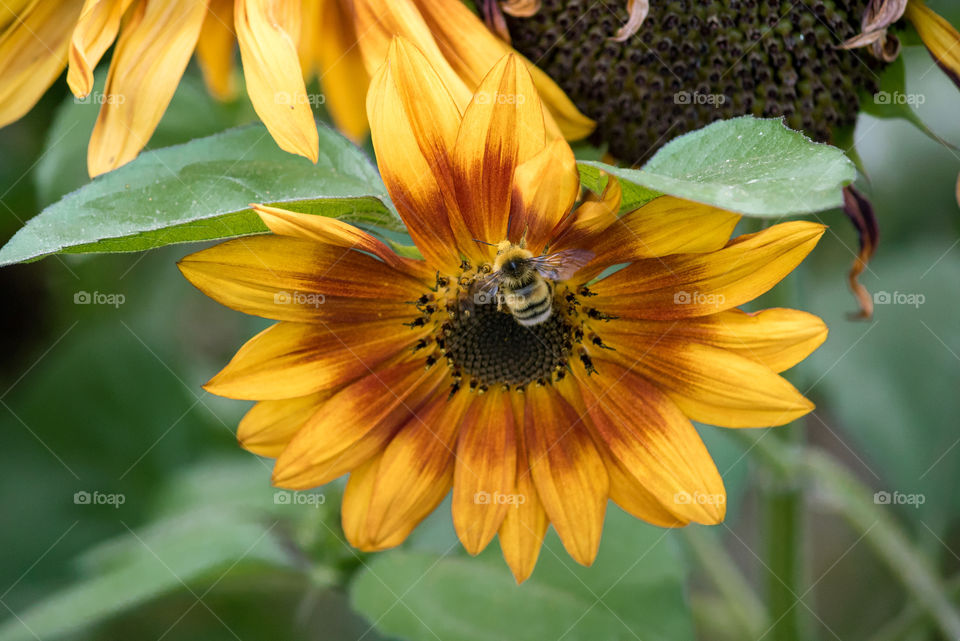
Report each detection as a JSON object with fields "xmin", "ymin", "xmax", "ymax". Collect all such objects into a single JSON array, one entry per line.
[
  {"xmin": 410, "ymin": 0, "xmax": 594, "ymax": 140},
  {"xmin": 204, "ymin": 319, "xmax": 429, "ymax": 400},
  {"xmin": 235, "ymin": 0, "xmax": 318, "ymax": 164},
  {"xmin": 177, "ymin": 235, "xmax": 424, "ymax": 322},
  {"xmin": 0, "ymin": 0, "xmax": 83, "ymax": 128},
  {"xmin": 343, "ymin": 454, "xmax": 414, "ymax": 551},
  {"xmin": 366, "ymin": 37, "xmax": 475, "ymax": 269},
  {"xmin": 550, "ymin": 175, "xmax": 621, "ymax": 249},
  {"xmin": 195, "ymin": 0, "xmax": 238, "ymax": 101},
  {"xmin": 524, "ymin": 386, "xmax": 607, "ymax": 566},
  {"xmin": 67, "ymin": 0, "xmax": 132, "ymax": 99},
  {"xmin": 87, "ymin": 0, "xmax": 207, "ymax": 176},
  {"xmin": 508, "ymin": 137, "xmax": 579, "ymax": 253},
  {"xmin": 452, "ymin": 390, "xmax": 517, "ymax": 555},
  {"xmin": 272, "ymin": 359, "xmax": 447, "ymax": 489},
  {"xmin": 906, "ymin": 0, "xmax": 960, "ymax": 88},
  {"xmin": 598, "ymin": 338, "xmax": 815, "ymax": 428},
  {"xmin": 454, "ymin": 53, "xmax": 547, "ymax": 246},
  {"xmin": 588, "ymin": 222, "xmax": 826, "ymax": 319},
  {"xmin": 237, "ymin": 391, "xmax": 333, "ymax": 457},
  {"xmin": 356, "ymin": 388, "xmax": 472, "ymax": 549},
  {"xmin": 578, "ymin": 362, "xmax": 726, "ymax": 524}
]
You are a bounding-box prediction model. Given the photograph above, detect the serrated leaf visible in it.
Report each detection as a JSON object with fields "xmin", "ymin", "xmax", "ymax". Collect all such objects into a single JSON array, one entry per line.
[
  {"xmin": 0, "ymin": 122, "xmax": 399, "ymax": 266},
  {"xmin": 350, "ymin": 507, "xmax": 693, "ymax": 641},
  {"xmin": 579, "ymin": 116, "xmax": 855, "ymax": 217}
]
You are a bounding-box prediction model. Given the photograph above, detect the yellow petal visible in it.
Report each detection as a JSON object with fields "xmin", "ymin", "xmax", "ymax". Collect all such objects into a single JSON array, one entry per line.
[
  {"xmin": 454, "ymin": 53, "xmax": 546, "ymax": 246},
  {"xmin": 508, "ymin": 137, "xmax": 579, "ymax": 253},
  {"xmin": 578, "ymin": 362, "xmax": 726, "ymax": 524},
  {"xmin": 342, "ymin": 454, "xmax": 410, "ymax": 551},
  {"xmin": 195, "ymin": 0, "xmax": 238, "ymax": 101},
  {"xmin": 588, "ymin": 221, "xmax": 826, "ymax": 319},
  {"xmin": 550, "ymin": 175, "xmax": 621, "ymax": 249},
  {"xmin": 272, "ymin": 359, "xmax": 447, "ymax": 489},
  {"xmin": 0, "ymin": 0, "xmax": 32, "ymax": 33},
  {"xmin": 906, "ymin": 0, "xmax": 960, "ymax": 89},
  {"xmin": 87, "ymin": 0, "xmax": 208, "ymax": 176},
  {"xmin": 204, "ymin": 319, "xmax": 427, "ymax": 400},
  {"xmin": 410, "ymin": 0, "xmax": 594, "ymax": 140},
  {"xmin": 237, "ymin": 391, "xmax": 332, "ymax": 457},
  {"xmin": 605, "ymin": 308, "xmax": 828, "ymax": 374},
  {"xmin": 313, "ymin": 0, "xmax": 370, "ymax": 142},
  {"xmin": 358, "ymin": 389, "xmax": 472, "ymax": 548},
  {"xmin": 452, "ymin": 390, "xmax": 517, "ymax": 555},
  {"xmin": 498, "ymin": 392, "xmax": 548, "ymax": 583},
  {"xmin": 579, "ymin": 196, "xmax": 741, "ymax": 276},
  {"xmin": 0, "ymin": 0, "xmax": 83, "ymax": 128},
  {"xmin": 524, "ymin": 385, "xmax": 607, "ymax": 567},
  {"xmin": 235, "ymin": 0, "xmax": 318, "ymax": 164},
  {"xmin": 67, "ymin": 0, "xmax": 133, "ymax": 99},
  {"xmin": 597, "ymin": 339, "xmax": 814, "ymax": 428},
  {"xmin": 366, "ymin": 37, "xmax": 474, "ymax": 269},
  {"xmin": 177, "ymin": 235, "xmax": 424, "ymax": 322}
]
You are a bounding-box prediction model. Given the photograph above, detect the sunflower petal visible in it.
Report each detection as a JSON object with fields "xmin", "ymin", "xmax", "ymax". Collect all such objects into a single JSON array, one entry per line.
[
  {"xmin": 550, "ymin": 176, "xmax": 621, "ymax": 249},
  {"xmin": 67, "ymin": 0, "xmax": 132, "ymax": 99},
  {"xmin": 342, "ymin": 454, "xmax": 413, "ymax": 551},
  {"xmin": 452, "ymin": 390, "xmax": 517, "ymax": 555},
  {"xmin": 524, "ymin": 386, "xmax": 607, "ymax": 566},
  {"xmin": 237, "ymin": 391, "xmax": 332, "ymax": 457},
  {"xmin": 235, "ymin": 0, "xmax": 318, "ymax": 164},
  {"xmin": 454, "ymin": 54, "xmax": 547, "ymax": 246},
  {"xmin": 497, "ymin": 396, "xmax": 549, "ymax": 582},
  {"xmin": 0, "ymin": 0, "xmax": 83, "ymax": 128},
  {"xmin": 358, "ymin": 388, "xmax": 472, "ymax": 549},
  {"xmin": 588, "ymin": 221, "xmax": 826, "ymax": 319},
  {"xmin": 410, "ymin": 0, "xmax": 594, "ymax": 140},
  {"xmin": 87, "ymin": 0, "xmax": 208, "ymax": 176},
  {"xmin": 367, "ymin": 37, "xmax": 474, "ymax": 269},
  {"xmin": 508, "ymin": 137, "xmax": 579, "ymax": 252},
  {"xmin": 177, "ymin": 235, "xmax": 423, "ymax": 322},
  {"xmin": 604, "ymin": 308, "xmax": 828, "ymax": 373},
  {"xmin": 272, "ymin": 359, "xmax": 447, "ymax": 489},
  {"xmin": 906, "ymin": 0, "xmax": 960, "ymax": 88},
  {"xmin": 598, "ymin": 339, "xmax": 814, "ymax": 428},
  {"xmin": 579, "ymin": 197, "xmax": 741, "ymax": 273},
  {"xmin": 195, "ymin": 0, "xmax": 237, "ymax": 101},
  {"xmin": 578, "ymin": 362, "xmax": 725, "ymax": 524},
  {"xmin": 204, "ymin": 320, "xmax": 427, "ymax": 400},
  {"xmin": 311, "ymin": 0, "xmax": 370, "ymax": 142}
]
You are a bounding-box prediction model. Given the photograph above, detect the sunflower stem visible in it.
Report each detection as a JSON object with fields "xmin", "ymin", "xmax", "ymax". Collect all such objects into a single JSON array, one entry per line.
[{"xmin": 737, "ymin": 431, "xmax": 960, "ymax": 640}]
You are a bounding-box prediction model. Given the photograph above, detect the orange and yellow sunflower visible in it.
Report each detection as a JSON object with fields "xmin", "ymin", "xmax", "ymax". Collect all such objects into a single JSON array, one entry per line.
[
  {"xmin": 178, "ymin": 38, "xmax": 827, "ymax": 581},
  {"xmin": 0, "ymin": 0, "xmax": 591, "ymax": 177}
]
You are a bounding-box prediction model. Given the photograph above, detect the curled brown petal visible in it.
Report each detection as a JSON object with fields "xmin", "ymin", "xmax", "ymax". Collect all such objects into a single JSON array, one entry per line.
[
  {"xmin": 501, "ymin": 0, "xmax": 540, "ymax": 18},
  {"xmin": 842, "ymin": 185, "xmax": 880, "ymax": 320},
  {"xmin": 838, "ymin": 0, "xmax": 907, "ymax": 59},
  {"xmin": 482, "ymin": 0, "xmax": 512, "ymax": 43},
  {"xmin": 612, "ymin": 0, "xmax": 649, "ymax": 42}
]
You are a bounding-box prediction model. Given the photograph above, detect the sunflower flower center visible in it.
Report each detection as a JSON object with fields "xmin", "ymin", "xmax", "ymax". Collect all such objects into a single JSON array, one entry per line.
[{"xmin": 406, "ymin": 263, "xmax": 607, "ymax": 393}]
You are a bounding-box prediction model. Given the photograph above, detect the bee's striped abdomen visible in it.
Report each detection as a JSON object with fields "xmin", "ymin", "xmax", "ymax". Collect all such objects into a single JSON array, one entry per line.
[{"xmin": 509, "ymin": 280, "xmax": 554, "ymax": 327}]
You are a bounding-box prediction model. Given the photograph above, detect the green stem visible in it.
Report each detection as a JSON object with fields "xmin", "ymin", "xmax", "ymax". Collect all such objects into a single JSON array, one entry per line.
[
  {"xmin": 737, "ymin": 431, "xmax": 960, "ymax": 640},
  {"xmin": 682, "ymin": 527, "xmax": 768, "ymax": 640}
]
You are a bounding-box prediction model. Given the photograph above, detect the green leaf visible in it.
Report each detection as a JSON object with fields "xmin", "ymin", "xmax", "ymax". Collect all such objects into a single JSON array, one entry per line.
[
  {"xmin": 579, "ymin": 116, "xmax": 855, "ymax": 217},
  {"xmin": 0, "ymin": 122, "xmax": 399, "ymax": 266},
  {"xmin": 0, "ymin": 511, "xmax": 294, "ymax": 641},
  {"xmin": 350, "ymin": 507, "xmax": 693, "ymax": 641}
]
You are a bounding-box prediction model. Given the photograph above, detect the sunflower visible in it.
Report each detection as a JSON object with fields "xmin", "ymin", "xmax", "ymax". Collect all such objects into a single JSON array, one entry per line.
[
  {"xmin": 178, "ymin": 38, "xmax": 827, "ymax": 581},
  {"xmin": 0, "ymin": 0, "xmax": 592, "ymax": 177}
]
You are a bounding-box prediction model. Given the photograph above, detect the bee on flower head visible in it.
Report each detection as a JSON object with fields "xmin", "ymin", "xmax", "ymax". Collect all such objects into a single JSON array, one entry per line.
[{"xmin": 469, "ymin": 237, "xmax": 594, "ymax": 327}]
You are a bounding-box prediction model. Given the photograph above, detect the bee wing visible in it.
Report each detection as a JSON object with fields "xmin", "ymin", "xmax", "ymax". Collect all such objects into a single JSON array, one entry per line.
[{"xmin": 528, "ymin": 249, "xmax": 595, "ymax": 281}]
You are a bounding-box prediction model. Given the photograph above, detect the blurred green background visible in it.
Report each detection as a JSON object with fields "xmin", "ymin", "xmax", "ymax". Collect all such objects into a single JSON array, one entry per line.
[{"xmin": 1, "ymin": 33, "xmax": 959, "ymax": 641}]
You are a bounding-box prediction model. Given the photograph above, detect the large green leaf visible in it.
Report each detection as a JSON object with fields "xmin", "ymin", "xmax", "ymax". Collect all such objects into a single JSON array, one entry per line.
[
  {"xmin": 0, "ymin": 122, "xmax": 398, "ymax": 266},
  {"xmin": 350, "ymin": 507, "xmax": 693, "ymax": 641},
  {"xmin": 579, "ymin": 116, "xmax": 855, "ymax": 217}
]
